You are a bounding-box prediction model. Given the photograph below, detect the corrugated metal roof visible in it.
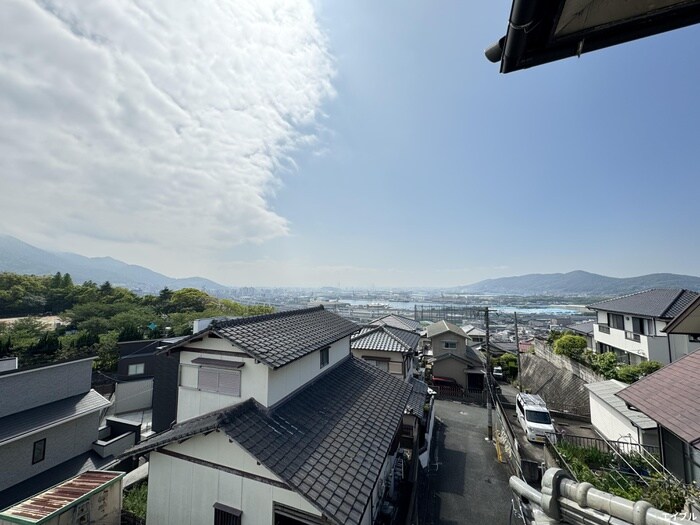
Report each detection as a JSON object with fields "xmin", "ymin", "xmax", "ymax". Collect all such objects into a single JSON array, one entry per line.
[
  {"xmin": 0, "ymin": 390, "xmax": 111, "ymax": 445},
  {"xmin": 617, "ymin": 350, "xmax": 700, "ymax": 445},
  {"xmin": 585, "ymin": 380, "xmax": 657, "ymax": 430},
  {"xmin": 0, "ymin": 471, "xmax": 123, "ymax": 523},
  {"xmin": 587, "ymin": 289, "xmax": 699, "ymax": 318}
]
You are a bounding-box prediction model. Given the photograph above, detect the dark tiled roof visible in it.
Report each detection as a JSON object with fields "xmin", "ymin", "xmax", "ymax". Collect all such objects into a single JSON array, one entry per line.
[
  {"xmin": 405, "ymin": 377, "xmax": 430, "ymax": 423},
  {"xmin": 223, "ymin": 357, "xmax": 412, "ymax": 525},
  {"xmin": 370, "ymin": 314, "xmax": 423, "ymax": 332},
  {"xmin": 0, "ymin": 390, "xmax": 110, "ymax": 445},
  {"xmin": 617, "ymin": 350, "xmax": 700, "ymax": 445},
  {"xmin": 489, "ymin": 341, "xmax": 518, "ymax": 354},
  {"xmin": 567, "ymin": 321, "xmax": 595, "ymax": 336},
  {"xmin": 351, "ymin": 325, "xmax": 420, "ymax": 353},
  {"xmin": 123, "ymin": 409, "xmax": 223, "ymax": 457},
  {"xmin": 210, "ymin": 306, "xmax": 358, "ymax": 369},
  {"xmin": 587, "ymin": 289, "xmax": 699, "ymax": 319},
  {"xmin": 127, "ymin": 357, "xmax": 414, "ymax": 525}
]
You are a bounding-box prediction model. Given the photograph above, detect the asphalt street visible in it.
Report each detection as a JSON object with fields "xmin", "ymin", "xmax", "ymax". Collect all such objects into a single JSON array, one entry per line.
[{"xmin": 427, "ymin": 399, "xmax": 515, "ymax": 525}]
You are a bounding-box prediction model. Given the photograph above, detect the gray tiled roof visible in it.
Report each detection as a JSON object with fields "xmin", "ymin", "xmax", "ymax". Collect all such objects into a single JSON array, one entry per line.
[
  {"xmin": 587, "ymin": 289, "xmax": 699, "ymax": 319},
  {"xmin": 617, "ymin": 350, "xmax": 700, "ymax": 445},
  {"xmin": 405, "ymin": 377, "xmax": 430, "ymax": 423},
  {"xmin": 370, "ymin": 314, "xmax": 423, "ymax": 332},
  {"xmin": 585, "ymin": 380, "xmax": 656, "ymax": 430},
  {"xmin": 567, "ymin": 321, "xmax": 595, "ymax": 336},
  {"xmin": 126, "ymin": 357, "xmax": 414, "ymax": 525},
  {"xmin": 426, "ymin": 320, "xmax": 466, "ymax": 339},
  {"xmin": 0, "ymin": 390, "xmax": 110, "ymax": 444},
  {"xmin": 351, "ymin": 325, "xmax": 420, "ymax": 353}
]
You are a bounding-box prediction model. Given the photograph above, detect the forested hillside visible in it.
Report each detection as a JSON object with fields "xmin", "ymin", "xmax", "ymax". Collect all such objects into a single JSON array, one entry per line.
[{"xmin": 0, "ymin": 272, "xmax": 273, "ymax": 370}]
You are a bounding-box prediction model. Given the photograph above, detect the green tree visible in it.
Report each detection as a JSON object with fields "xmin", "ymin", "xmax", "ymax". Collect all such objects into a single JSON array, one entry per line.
[
  {"xmin": 169, "ymin": 288, "xmax": 210, "ymax": 312},
  {"xmin": 553, "ymin": 334, "xmax": 587, "ymax": 360}
]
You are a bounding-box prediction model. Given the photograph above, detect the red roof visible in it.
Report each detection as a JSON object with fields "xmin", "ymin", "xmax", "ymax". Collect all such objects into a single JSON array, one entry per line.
[{"xmin": 617, "ymin": 350, "xmax": 700, "ymax": 446}]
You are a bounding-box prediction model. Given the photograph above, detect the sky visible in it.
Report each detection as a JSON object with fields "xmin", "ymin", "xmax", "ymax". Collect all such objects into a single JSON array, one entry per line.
[{"xmin": 1, "ymin": 0, "xmax": 700, "ymax": 288}]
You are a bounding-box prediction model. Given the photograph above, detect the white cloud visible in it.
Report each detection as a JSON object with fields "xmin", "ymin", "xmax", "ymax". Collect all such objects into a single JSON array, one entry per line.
[{"xmin": 0, "ymin": 0, "xmax": 334, "ymax": 258}]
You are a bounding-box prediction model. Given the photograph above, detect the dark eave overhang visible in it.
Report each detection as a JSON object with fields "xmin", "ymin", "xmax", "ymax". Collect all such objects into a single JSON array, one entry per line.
[{"xmin": 486, "ymin": 0, "xmax": 700, "ymax": 73}]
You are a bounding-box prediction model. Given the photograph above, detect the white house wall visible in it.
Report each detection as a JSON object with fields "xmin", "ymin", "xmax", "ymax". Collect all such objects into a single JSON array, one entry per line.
[
  {"xmin": 177, "ymin": 350, "xmax": 269, "ymax": 421},
  {"xmin": 147, "ymin": 432, "xmax": 322, "ymax": 525},
  {"xmin": 267, "ymin": 338, "xmax": 348, "ymax": 407},
  {"xmin": 589, "ymin": 393, "xmax": 639, "ymax": 444}
]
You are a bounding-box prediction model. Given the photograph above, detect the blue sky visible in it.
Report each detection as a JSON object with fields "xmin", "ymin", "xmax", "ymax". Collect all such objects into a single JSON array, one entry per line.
[{"xmin": 2, "ymin": 0, "xmax": 699, "ymax": 287}]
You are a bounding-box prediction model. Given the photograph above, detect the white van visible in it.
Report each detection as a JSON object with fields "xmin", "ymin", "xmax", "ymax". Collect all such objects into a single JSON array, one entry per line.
[{"xmin": 515, "ymin": 393, "xmax": 556, "ymax": 444}]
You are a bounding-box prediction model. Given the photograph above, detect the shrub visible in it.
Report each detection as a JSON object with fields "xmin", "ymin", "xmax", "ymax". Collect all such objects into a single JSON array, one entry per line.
[
  {"xmin": 123, "ymin": 482, "xmax": 148, "ymax": 519},
  {"xmin": 553, "ymin": 334, "xmax": 587, "ymax": 360}
]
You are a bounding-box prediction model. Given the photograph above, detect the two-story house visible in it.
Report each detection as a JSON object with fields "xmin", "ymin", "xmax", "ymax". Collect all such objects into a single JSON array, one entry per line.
[
  {"xmin": 0, "ymin": 357, "xmax": 138, "ymax": 509},
  {"xmin": 350, "ymin": 324, "xmax": 420, "ymax": 380},
  {"xmin": 588, "ymin": 289, "xmax": 700, "ymax": 365},
  {"xmin": 124, "ymin": 306, "xmax": 431, "ymax": 525}
]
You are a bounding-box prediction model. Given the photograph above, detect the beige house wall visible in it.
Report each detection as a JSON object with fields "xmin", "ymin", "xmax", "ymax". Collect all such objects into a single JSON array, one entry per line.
[
  {"xmin": 351, "ymin": 348, "xmax": 405, "ymax": 378},
  {"xmin": 430, "ymin": 332, "xmax": 467, "ymax": 358}
]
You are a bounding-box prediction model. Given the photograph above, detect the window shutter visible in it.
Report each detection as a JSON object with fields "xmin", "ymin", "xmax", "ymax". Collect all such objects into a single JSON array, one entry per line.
[
  {"xmin": 198, "ymin": 368, "xmax": 219, "ymax": 392},
  {"xmin": 218, "ymin": 371, "xmax": 241, "ymax": 396}
]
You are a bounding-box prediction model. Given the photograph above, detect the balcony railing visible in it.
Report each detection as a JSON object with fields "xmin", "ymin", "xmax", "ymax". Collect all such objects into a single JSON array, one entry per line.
[
  {"xmin": 598, "ymin": 324, "xmax": 610, "ymax": 334},
  {"xmin": 625, "ymin": 331, "xmax": 641, "ymax": 342}
]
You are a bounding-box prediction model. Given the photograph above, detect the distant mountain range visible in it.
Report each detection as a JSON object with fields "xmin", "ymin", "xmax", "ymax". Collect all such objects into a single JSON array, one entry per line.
[
  {"xmin": 0, "ymin": 235, "xmax": 229, "ymax": 294},
  {"xmin": 456, "ymin": 270, "xmax": 700, "ymax": 296}
]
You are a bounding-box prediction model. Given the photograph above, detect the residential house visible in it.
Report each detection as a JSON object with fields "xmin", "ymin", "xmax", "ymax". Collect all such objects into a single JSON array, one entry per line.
[
  {"xmin": 617, "ymin": 350, "xmax": 700, "ymax": 485},
  {"xmin": 461, "ymin": 325, "xmax": 486, "ymax": 348},
  {"xmin": 489, "ymin": 340, "xmax": 519, "ymax": 357},
  {"xmin": 369, "ymin": 313, "xmax": 424, "ymax": 334},
  {"xmin": 117, "ymin": 337, "xmax": 183, "ymax": 433},
  {"xmin": 350, "ymin": 324, "xmax": 420, "ymax": 380},
  {"xmin": 0, "ymin": 357, "xmax": 138, "ymax": 509},
  {"xmin": 426, "ymin": 321, "xmax": 485, "ymax": 390},
  {"xmin": 566, "ymin": 320, "xmax": 595, "ymax": 351},
  {"xmin": 124, "ymin": 306, "xmax": 432, "ymax": 525},
  {"xmin": 585, "ymin": 380, "xmax": 658, "ymax": 449},
  {"xmin": 588, "ymin": 289, "xmax": 700, "ymax": 364},
  {"xmin": 430, "ymin": 345, "xmax": 485, "ymax": 391},
  {"xmin": 426, "ymin": 320, "xmax": 468, "ymax": 357}
]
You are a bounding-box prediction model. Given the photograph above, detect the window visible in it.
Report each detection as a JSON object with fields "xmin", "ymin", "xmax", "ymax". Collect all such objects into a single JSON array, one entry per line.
[
  {"xmin": 690, "ymin": 334, "xmax": 700, "ymax": 343},
  {"xmin": 213, "ymin": 503, "xmax": 241, "ymax": 525},
  {"xmin": 320, "ymin": 347, "xmax": 329, "ymax": 368},
  {"xmin": 32, "ymin": 438, "xmax": 46, "ymax": 464},
  {"xmin": 198, "ymin": 368, "xmax": 241, "ymax": 396},
  {"xmin": 608, "ymin": 313, "xmax": 624, "ymax": 330},
  {"xmin": 363, "ymin": 357, "xmax": 389, "ymax": 372},
  {"xmin": 443, "ymin": 341, "xmax": 457, "ymax": 349},
  {"xmin": 128, "ymin": 363, "xmax": 145, "ymax": 375}
]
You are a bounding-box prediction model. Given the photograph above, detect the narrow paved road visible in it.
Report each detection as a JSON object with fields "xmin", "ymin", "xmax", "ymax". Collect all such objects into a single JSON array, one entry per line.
[{"xmin": 428, "ymin": 399, "xmax": 515, "ymax": 525}]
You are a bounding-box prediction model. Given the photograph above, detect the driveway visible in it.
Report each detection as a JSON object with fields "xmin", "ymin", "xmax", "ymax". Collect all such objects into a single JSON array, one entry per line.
[{"xmin": 427, "ymin": 399, "xmax": 515, "ymax": 525}]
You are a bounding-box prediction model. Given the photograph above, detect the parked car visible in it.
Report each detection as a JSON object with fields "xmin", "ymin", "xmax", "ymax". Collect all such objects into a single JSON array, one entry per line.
[
  {"xmin": 515, "ymin": 393, "xmax": 556, "ymax": 444},
  {"xmin": 492, "ymin": 366, "xmax": 504, "ymax": 380},
  {"xmin": 429, "ymin": 376, "xmax": 464, "ymax": 395}
]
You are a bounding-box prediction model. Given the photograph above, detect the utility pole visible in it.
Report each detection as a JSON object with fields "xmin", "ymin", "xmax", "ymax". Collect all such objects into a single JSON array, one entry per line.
[
  {"xmin": 514, "ymin": 311, "xmax": 522, "ymax": 392},
  {"xmin": 485, "ymin": 307, "xmax": 492, "ymax": 441}
]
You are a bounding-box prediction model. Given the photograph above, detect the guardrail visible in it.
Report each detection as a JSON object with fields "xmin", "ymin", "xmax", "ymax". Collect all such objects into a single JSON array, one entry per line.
[
  {"xmin": 598, "ymin": 324, "xmax": 610, "ymax": 334},
  {"xmin": 511, "ymin": 468, "xmax": 696, "ymax": 525},
  {"xmin": 553, "ymin": 432, "xmax": 660, "ymax": 457}
]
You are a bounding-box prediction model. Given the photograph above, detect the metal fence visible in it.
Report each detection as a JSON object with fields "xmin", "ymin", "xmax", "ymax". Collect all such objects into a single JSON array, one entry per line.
[
  {"xmin": 431, "ymin": 386, "xmax": 486, "ymax": 406},
  {"xmin": 553, "ymin": 432, "xmax": 660, "ymax": 457}
]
